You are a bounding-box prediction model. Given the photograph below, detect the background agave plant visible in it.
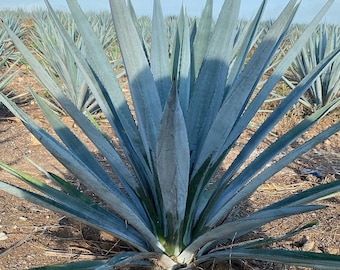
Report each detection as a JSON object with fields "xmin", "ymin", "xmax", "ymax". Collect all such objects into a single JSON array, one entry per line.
[
  {"xmin": 30, "ymin": 9, "xmax": 122, "ymax": 116},
  {"xmin": 0, "ymin": 11, "xmax": 28, "ymax": 107},
  {"xmin": 0, "ymin": 54, "xmax": 21, "ymax": 108},
  {"xmin": 283, "ymin": 23, "xmax": 340, "ymax": 112},
  {"xmin": 0, "ymin": 11, "xmax": 25, "ymax": 62},
  {"xmin": 1, "ymin": 0, "xmax": 340, "ymax": 269}
]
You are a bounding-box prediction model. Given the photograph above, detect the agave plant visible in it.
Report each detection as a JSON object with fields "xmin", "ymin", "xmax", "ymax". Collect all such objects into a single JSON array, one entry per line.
[
  {"xmin": 1, "ymin": 0, "xmax": 340, "ymax": 269},
  {"xmin": 0, "ymin": 54, "xmax": 21, "ymax": 106},
  {"xmin": 283, "ymin": 23, "xmax": 340, "ymax": 112},
  {"xmin": 0, "ymin": 13, "xmax": 26, "ymax": 108},
  {"xmin": 30, "ymin": 9, "xmax": 119, "ymax": 116},
  {"xmin": 0, "ymin": 11, "xmax": 25, "ymax": 62}
]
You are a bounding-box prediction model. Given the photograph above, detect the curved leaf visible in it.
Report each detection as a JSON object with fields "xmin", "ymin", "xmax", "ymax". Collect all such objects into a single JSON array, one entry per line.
[
  {"xmin": 109, "ymin": 0, "xmax": 162, "ymax": 163},
  {"xmin": 186, "ymin": 0, "xmax": 240, "ymax": 166},
  {"xmin": 0, "ymin": 177, "xmax": 147, "ymax": 251},
  {"xmin": 196, "ymin": 248, "xmax": 340, "ymax": 269},
  {"xmin": 156, "ymin": 84, "xmax": 190, "ymax": 256},
  {"xmin": 178, "ymin": 205, "xmax": 322, "ymax": 263},
  {"xmin": 151, "ymin": 0, "xmax": 172, "ymax": 107}
]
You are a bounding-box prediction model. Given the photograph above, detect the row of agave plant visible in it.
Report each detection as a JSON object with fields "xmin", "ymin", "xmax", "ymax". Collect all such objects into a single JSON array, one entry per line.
[
  {"xmin": 0, "ymin": 11, "xmax": 27, "ymax": 107},
  {"xmin": 1, "ymin": 0, "xmax": 340, "ymax": 269}
]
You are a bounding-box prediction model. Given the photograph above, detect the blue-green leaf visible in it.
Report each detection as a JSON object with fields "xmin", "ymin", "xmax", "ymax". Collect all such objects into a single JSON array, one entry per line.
[
  {"xmin": 109, "ymin": 0, "xmax": 162, "ymax": 164},
  {"xmin": 196, "ymin": 249, "xmax": 340, "ymax": 270},
  {"xmin": 186, "ymin": 0, "xmax": 240, "ymax": 166},
  {"xmin": 156, "ymin": 84, "xmax": 190, "ymax": 256},
  {"xmin": 151, "ymin": 0, "xmax": 172, "ymax": 107},
  {"xmin": 30, "ymin": 89, "xmax": 150, "ymax": 222},
  {"xmin": 178, "ymin": 205, "xmax": 322, "ymax": 263},
  {"xmin": 0, "ymin": 172, "xmax": 147, "ymax": 251},
  {"xmin": 171, "ymin": 6, "xmax": 191, "ymax": 114},
  {"xmin": 44, "ymin": 1, "xmax": 154, "ymax": 196},
  {"xmin": 0, "ymin": 93, "xmax": 162, "ymax": 253},
  {"xmin": 193, "ymin": 0, "xmax": 298, "ymax": 178},
  {"xmin": 204, "ymin": 97, "xmax": 340, "ymax": 228},
  {"xmin": 191, "ymin": 0, "xmax": 213, "ymax": 80}
]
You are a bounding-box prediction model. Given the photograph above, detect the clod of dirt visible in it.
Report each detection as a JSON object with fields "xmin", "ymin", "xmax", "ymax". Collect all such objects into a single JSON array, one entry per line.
[{"xmin": 0, "ymin": 232, "xmax": 8, "ymax": 241}]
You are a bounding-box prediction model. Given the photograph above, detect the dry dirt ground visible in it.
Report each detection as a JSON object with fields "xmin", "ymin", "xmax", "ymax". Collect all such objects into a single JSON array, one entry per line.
[{"xmin": 0, "ymin": 64, "xmax": 339, "ymax": 270}]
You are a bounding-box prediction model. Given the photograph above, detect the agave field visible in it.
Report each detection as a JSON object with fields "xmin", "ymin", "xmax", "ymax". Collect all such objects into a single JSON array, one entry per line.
[{"xmin": 0, "ymin": 0, "xmax": 340, "ymax": 269}]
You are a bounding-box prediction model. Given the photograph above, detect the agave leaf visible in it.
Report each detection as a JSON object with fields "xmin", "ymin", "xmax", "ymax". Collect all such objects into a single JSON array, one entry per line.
[
  {"xmin": 203, "ymin": 97, "xmax": 340, "ymax": 228},
  {"xmin": 191, "ymin": 0, "xmax": 213, "ymax": 81},
  {"xmin": 49, "ymin": 0, "xmax": 149, "ymax": 171},
  {"xmin": 186, "ymin": 0, "xmax": 240, "ymax": 166},
  {"xmin": 0, "ymin": 56, "xmax": 20, "ymax": 90},
  {"xmin": 104, "ymin": 251, "xmax": 176, "ymax": 269},
  {"xmin": 34, "ymin": 252, "xmax": 154, "ymax": 270},
  {"xmin": 226, "ymin": 44, "xmax": 340, "ymax": 176},
  {"xmin": 226, "ymin": 0, "xmax": 267, "ymax": 90},
  {"xmin": 196, "ymin": 249, "xmax": 340, "ymax": 270},
  {"xmin": 296, "ymin": 23, "xmax": 340, "ymax": 109},
  {"xmin": 2, "ymin": 0, "xmax": 340, "ymax": 268},
  {"xmin": 43, "ymin": 1, "xmax": 155, "ymax": 196},
  {"xmin": 3, "ymin": 17, "xmax": 138, "ymax": 173},
  {"xmin": 199, "ymin": 43, "xmax": 340, "ymax": 225},
  {"xmin": 156, "ymin": 84, "xmax": 190, "ymax": 256},
  {"xmin": 171, "ymin": 6, "xmax": 191, "ymax": 113},
  {"xmin": 26, "ymin": 157, "xmax": 98, "ymax": 204},
  {"xmin": 109, "ymin": 0, "xmax": 162, "ymax": 164},
  {"xmin": 201, "ymin": 205, "xmax": 324, "ymax": 253},
  {"xmin": 0, "ymin": 92, "xmax": 163, "ymax": 252},
  {"xmin": 178, "ymin": 205, "xmax": 322, "ymax": 263},
  {"xmin": 182, "ymin": 0, "xmax": 242, "ymax": 243},
  {"xmin": 2, "ymin": 18, "xmax": 81, "ymax": 117},
  {"xmin": 0, "ymin": 94, "xmax": 114, "ymax": 203},
  {"xmin": 218, "ymin": 7, "xmax": 339, "ymax": 175},
  {"xmin": 32, "ymin": 252, "xmax": 170, "ymax": 269},
  {"xmin": 193, "ymin": 0, "xmax": 298, "ymax": 178},
  {"xmin": 98, "ymin": 0, "xmax": 163, "ymax": 224},
  {"xmin": 237, "ymin": 181, "xmax": 340, "ymax": 235},
  {"xmin": 199, "ymin": 220, "xmax": 320, "ymax": 256},
  {"xmin": 4, "ymin": 0, "xmax": 161, "ymax": 250},
  {"xmin": 30, "ymin": 260, "xmax": 107, "ymax": 270},
  {"xmin": 0, "ymin": 170, "xmax": 147, "ymax": 250},
  {"xmin": 151, "ymin": 0, "xmax": 172, "ymax": 107},
  {"xmin": 31, "ymin": 13, "xmax": 97, "ymax": 114},
  {"xmin": 45, "ymin": 2, "xmax": 161, "ymax": 225},
  {"xmin": 0, "ymin": 67, "xmax": 19, "ymax": 90},
  {"xmin": 126, "ymin": 0, "xmax": 150, "ymax": 59},
  {"xmin": 227, "ymin": 0, "xmax": 335, "ymax": 148},
  {"xmin": 183, "ymin": 0, "xmax": 298, "ymax": 244},
  {"xmin": 264, "ymin": 179, "xmax": 340, "ymax": 210},
  {"xmin": 29, "ymin": 89, "xmax": 151, "ymax": 222},
  {"xmin": 205, "ymin": 120, "xmax": 340, "ymax": 227},
  {"xmin": 50, "ymin": 172, "xmax": 98, "ymax": 204}
]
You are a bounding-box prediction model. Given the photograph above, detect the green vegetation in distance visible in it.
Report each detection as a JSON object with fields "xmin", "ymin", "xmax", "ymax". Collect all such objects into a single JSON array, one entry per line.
[{"xmin": 1, "ymin": 0, "xmax": 340, "ymax": 269}]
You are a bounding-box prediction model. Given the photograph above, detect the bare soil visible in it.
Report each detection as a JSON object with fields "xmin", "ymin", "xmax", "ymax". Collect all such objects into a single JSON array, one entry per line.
[{"xmin": 0, "ymin": 64, "xmax": 339, "ymax": 270}]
